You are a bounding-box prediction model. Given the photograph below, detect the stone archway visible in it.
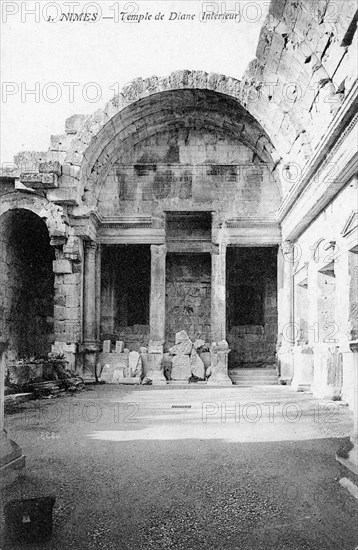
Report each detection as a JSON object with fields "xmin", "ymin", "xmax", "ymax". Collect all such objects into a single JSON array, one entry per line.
[
  {"xmin": 0, "ymin": 193, "xmax": 68, "ymax": 361},
  {"xmin": 0, "ymin": 209, "xmax": 55, "ymax": 360}
]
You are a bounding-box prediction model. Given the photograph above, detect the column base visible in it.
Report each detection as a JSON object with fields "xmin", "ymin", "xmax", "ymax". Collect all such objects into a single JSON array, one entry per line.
[
  {"xmin": 208, "ymin": 346, "xmax": 232, "ymax": 386},
  {"xmin": 291, "ymin": 344, "xmax": 314, "ymax": 392},
  {"xmin": 83, "ymin": 343, "xmax": 99, "ymax": 382},
  {"xmin": 0, "ymin": 431, "xmax": 25, "ymax": 487},
  {"xmin": 146, "ymin": 351, "xmax": 167, "ymax": 385}
]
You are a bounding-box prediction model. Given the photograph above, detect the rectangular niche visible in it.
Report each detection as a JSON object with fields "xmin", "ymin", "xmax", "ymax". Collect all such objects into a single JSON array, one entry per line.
[
  {"xmin": 226, "ymin": 247, "xmax": 277, "ymax": 368},
  {"xmin": 165, "ymin": 253, "xmax": 211, "ymax": 348},
  {"xmin": 100, "ymin": 245, "xmax": 150, "ymax": 349}
]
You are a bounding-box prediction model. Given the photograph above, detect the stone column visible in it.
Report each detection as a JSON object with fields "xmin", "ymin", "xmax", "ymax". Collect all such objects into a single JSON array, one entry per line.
[
  {"xmin": 149, "ymin": 244, "xmax": 167, "ymax": 342},
  {"xmin": 148, "ymin": 245, "xmax": 167, "ymax": 384},
  {"xmin": 83, "ymin": 241, "xmax": 99, "ymax": 381},
  {"xmin": 0, "ymin": 342, "xmax": 25, "ymax": 485},
  {"xmin": 209, "ymin": 242, "xmax": 232, "ymax": 385},
  {"xmin": 211, "ymin": 242, "xmax": 227, "ymax": 343},
  {"xmin": 277, "ymin": 241, "xmax": 294, "ymax": 383}
]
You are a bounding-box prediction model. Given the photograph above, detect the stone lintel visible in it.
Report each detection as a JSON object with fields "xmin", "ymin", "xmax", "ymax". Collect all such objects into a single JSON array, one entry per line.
[
  {"xmin": 212, "ymin": 226, "xmax": 281, "ymax": 246},
  {"xmin": 20, "ymin": 172, "xmax": 59, "ymax": 189},
  {"xmin": 97, "ymin": 228, "xmax": 165, "ymax": 245},
  {"xmin": 46, "ymin": 188, "xmax": 79, "ymax": 206}
]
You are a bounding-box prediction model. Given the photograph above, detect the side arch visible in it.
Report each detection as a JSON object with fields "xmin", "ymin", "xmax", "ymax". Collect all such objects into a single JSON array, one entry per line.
[{"xmin": 0, "ymin": 192, "xmax": 68, "ymax": 239}]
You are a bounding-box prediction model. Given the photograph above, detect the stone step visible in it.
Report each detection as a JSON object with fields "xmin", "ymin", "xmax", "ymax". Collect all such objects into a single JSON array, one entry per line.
[{"xmin": 229, "ymin": 368, "xmax": 278, "ymax": 386}]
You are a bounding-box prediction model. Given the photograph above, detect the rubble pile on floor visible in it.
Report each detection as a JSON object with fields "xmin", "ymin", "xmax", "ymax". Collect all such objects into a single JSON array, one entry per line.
[
  {"xmin": 98, "ymin": 332, "xmax": 213, "ymax": 384},
  {"xmin": 4, "ymin": 356, "xmax": 85, "ymax": 409}
]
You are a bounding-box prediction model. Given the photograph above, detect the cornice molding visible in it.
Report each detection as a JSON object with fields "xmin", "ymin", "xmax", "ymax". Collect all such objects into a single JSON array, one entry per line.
[{"xmin": 278, "ymin": 79, "xmax": 358, "ymax": 224}]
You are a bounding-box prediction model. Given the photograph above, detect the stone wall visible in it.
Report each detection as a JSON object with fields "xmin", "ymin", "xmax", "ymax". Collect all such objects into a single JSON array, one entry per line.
[
  {"xmin": 242, "ymin": 0, "xmax": 358, "ymax": 179},
  {"xmin": 165, "ymin": 254, "xmax": 211, "ymax": 348},
  {"xmin": 227, "ymin": 247, "xmax": 277, "ymax": 367},
  {"xmin": 294, "ymin": 176, "xmax": 357, "ymax": 407},
  {"xmin": 98, "ymin": 128, "xmax": 280, "ymax": 222}
]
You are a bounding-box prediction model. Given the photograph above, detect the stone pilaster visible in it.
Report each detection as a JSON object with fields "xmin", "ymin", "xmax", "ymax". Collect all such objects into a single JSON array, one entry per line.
[
  {"xmin": 95, "ymin": 244, "xmax": 102, "ymax": 342},
  {"xmin": 149, "ymin": 244, "xmax": 167, "ymax": 342},
  {"xmin": 211, "ymin": 242, "xmax": 226, "ymax": 343},
  {"xmin": 0, "ymin": 343, "xmax": 25, "ymax": 486},
  {"xmin": 277, "ymin": 241, "xmax": 294, "ymax": 383},
  {"xmin": 83, "ymin": 241, "xmax": 99, "ymax": 381},
  {"xmin": 51, "ymin": 236, "xmax": 81, "ymax": 370}
]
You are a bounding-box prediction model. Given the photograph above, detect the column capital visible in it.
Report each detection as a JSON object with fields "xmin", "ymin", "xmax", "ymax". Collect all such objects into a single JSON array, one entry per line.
[
  {"xmin": 281, "ymin": 239, "xmax": 294, "ymax": 252},
  {"xmin": 151, "ymin": 243, "xmax": 167, "ymax": 257},
  {"xmin": 84, "ymin": 240, "xmax": 97, "ymax": 252}
]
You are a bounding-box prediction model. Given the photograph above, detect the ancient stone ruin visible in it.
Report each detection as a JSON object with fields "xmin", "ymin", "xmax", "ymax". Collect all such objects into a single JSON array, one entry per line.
[
  {"xmin": 0, "ymin": 0, "xmax": 357, "ymax": 484},
  {"xmin": 96, "ymin": 331, "xmax": 231, "ymax": 385}
]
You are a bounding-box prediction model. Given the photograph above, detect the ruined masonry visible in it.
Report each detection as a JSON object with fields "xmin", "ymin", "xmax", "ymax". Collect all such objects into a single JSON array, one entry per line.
[{"xmin": 0, "ymin": 0, "xmax": 357, "ymax": 488}]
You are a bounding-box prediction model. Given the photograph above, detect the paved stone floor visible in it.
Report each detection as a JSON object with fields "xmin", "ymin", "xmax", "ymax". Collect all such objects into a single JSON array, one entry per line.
[{"xmin": 1, "ymin": 385, "xmax": 357, "ymax": 549}]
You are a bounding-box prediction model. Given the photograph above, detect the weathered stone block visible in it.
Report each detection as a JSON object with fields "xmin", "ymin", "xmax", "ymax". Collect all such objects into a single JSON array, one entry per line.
[
  {"xmin": 100, "ymin": 364, "xmax": 115, "ymax": 383},
  {"xmin": 190, "ymin": 350, "xmax": 205, "ymax": 379},
  {"xmin": 103, "ymin": 340, "xmax": 111, "ymax": 353},
  {"xmin": 193, "ymin": 339, "xmax": 206, "ymax": 350},
  {"xmin": 63, "ymin": 274, "xmax": 78, "ymax": 285},
  {"xmin": 171, "ymin": 354, "xmax": 191, "ymax": 381},
  {"xmin": 65, "ymin": 294, "xmax": 80, "ymax": 308},
  {"xmin": 175, "ymin": 330, "xmax": 190, "ymax": 344},
  {"xmin": 41, "ymin": 173, "xmax": 59, "ymax": 188},
  {"xmin": 46, "ymin": 187, "xmax": 79, "ymax": 205},
  {"xmin": 62, "ymin": 163, "xmax": 80, "ymax": 179},
  {"xmin": 53, "ymin": 260, "xmax": 72, "ymax": 274},
  {"xmin": 39, "ymin": 161, "xmax": 62, "ymax": 176},
  {"xmin": 20, "ymin": 172, "xmax": 41, "ymax": 186},
  {"xmin": 115, "ymin": 341, "xmax": 124, "ymax": 353},
  {"xmin": 169, "ymin": 340, "xmax": 192, "ymax": 355},
  {"xmin": 65, "ymin": 114, "xmax": 87, "ymax": 134},
  {"xmin": 129, "ymin": 350, "xmax": 142, "ymax": 377},
  {"xmin": 50, "ymin": 134, "xmax": 72, "ymax": 152}
]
